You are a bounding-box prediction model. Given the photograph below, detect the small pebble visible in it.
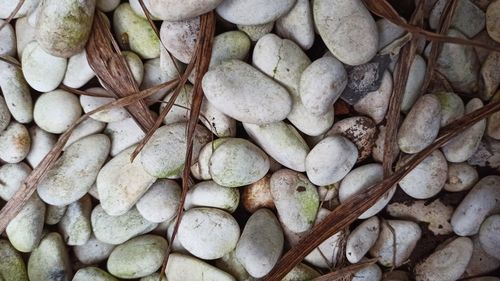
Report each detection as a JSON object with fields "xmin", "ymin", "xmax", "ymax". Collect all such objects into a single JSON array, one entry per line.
[
  {"xmin": 27, "ymin": 232, "xmax": 72, "ymax": 281},
  {"xmin": 136, "ymin": 179, "xmax": 181, "ymax": 223}
]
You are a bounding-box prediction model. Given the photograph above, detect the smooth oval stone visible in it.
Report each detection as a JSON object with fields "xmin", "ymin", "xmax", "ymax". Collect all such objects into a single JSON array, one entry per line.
[
  {"xmin": 237, "ymin": 22, "xmax": 274, "ymax": 41},
  {"xmin": 270, "ymin": 169, "xmax": 319, "ymax": 232},
  {"xmin": 346, "ymin": 216, "xmax": 380, "ymax": 263},
  {"xmin": 27, "ymin": 233, "xmax": 72, "ymax": 281},
  {"xmin": 91, "ymin": 205, "xmax": 157, "ymax": 245},
  {"xmin": 299, "ymin": 56, "xmax": 347, "ymax": 116},
  {"xmin": 166, "ymin": 253, "xmax": 236, "ymax": 281},
  {"xmin": 160, "ymin": 17, "xmax": 199, "ymax": 64},
  {"xmin": 35, "ymin": 0, "xmax": 95, "ymax": 57},
  {"xmin": 397, "ymin": 150, "xmax": 448, "ymax": 199},
  {"xmin": 178, "ymin": 208, "xmax": 240, "ymax": 260},
  {"xmin": 104, "ymin": 117, "xmax": 145, "ymax": 156},
  {"xmin": 243, "ymin": 122, "xmax": 310, "ymax": 172},
  {"xmin": 209, "ymin": 138, "xmax": 270, "ymax": 187},
  {"xmin": 434, "ymin": 91, "xmax": 465, "ymax": 127},
  {"xmin": 136, "ymin": 179, "xmax": 181, "ymax": 223},
  {"xmin": 21, "ymin": 41, "xmax": 66, "ymax": 92},
  {"xmin": 398, "ymin": 94, "xmax": 441, "ymax": 154},
  {"xmin": 33, "ymin": 90, "xmax": 82, "ymax": 134},
  {"xmin": 370, "ymin": 220, "xmax": 421, "ymax": 267},
  {"xmin": 96, "ymin": 0, "xmax": 119, "ymax": 12},
  {"xmin": 287, "ymin": 98, "xmax": 335, "ymax": 136},
  {"xmin": 113, "ymin": 3, "xmax": 160, "ymax": 59},
  {"xmin": 37, "ymin": 134, "xmax": 110, "ymax": 206},
  {"xmin": 200, "ymin": 98, "xmax": 237, "ymax": 137},
  {"xmin": 123, "ymin": 50, "xmax": 145, "ymax": 85},
  {"xmin": 216, "ymin": 0, "xmax": 296, "ymax": 25},
  {"xmin": 415, "ymin": 237, "xmax": 473, "ymax": 281},
  {"xmin": 305, "ymin": 135, "xmax": 358, "ymax": 186},
  {"xmin": 97, "ymin": 146, "xmax": 156, "ymax": 216},
  {"xmin": 241, "ymin": 175, "xmax": 275, "ymax": 213},
  {"xmin": 430, "ymin": 0, "xmax": 485, "ymax": 38},
  {"xmin": 202, "ymin": 59, "xmax": 292, "ymax": 125},
  {"xmin": 354, "ymin": 70, "xmax": 393, "ymax": 124},
  {"xmin": 210, "ymin": 31, "xmax": 251, "ymax": 68},
  {"xmin": 479, "ymin": 214, "xmax": 500, "ymax": 259},
  {"xmin": 26, "ymin": 125, "xmax": 56, "ymax": 168},
  {"xmin": 314, "ymin": 0, "xmax": 378, "ymax": 65},
  {"xmin": 107, "ymin": 235, "xmax": 167, "ymax": 279},
  {"xmin": 140, "ymin": 122, "xmax": 211, "ymax": 178},
  {"xmin": 45, "ymin": 205, "xmax": 67, "ymax": 225},
  {"xmin": 0, "ymin": 0, "xmax": 38, "ymax": 19},
  {"xmin": 146, "ymin": 0, "xmax": 223, "ymax": 21},
  {"xmin": 340, "ymin": 164, "xmax": 394, "ymax": 219},
  {"xmin": 0, "ymin": 240, "xmax": 28, "ymax": 281},
  {"xmin": 73, "ymin": 267, "xmax": 118, "ymax": 281},
  {"xmin": 276, "ymin": 0, "xmax": 314, "ymax": 50},
  {"xmin": 326, "ymin": 116, "xmax": 377, "ymax": 162},
  {"xmin": 352, "ymin": 262, "xmax": 382, "ymax": 281},
  {"xmin": 442, "ymin": 98, "xmax": 486, "ymax": 163},
  {"xmin": 0, "ymin": 162, "xmax": 31, "ymax": 200},
  {"xmin": 0, "ymin": 57, "xmax": 33, "ymax": 123},
  {"xmin": 62, "ymin": 50, "xmax": 95, "ymax": 88},
  {"xmin": 444, "ymin": 163, "xmax": 478, "ymax": 192},
  {"xmin": 80, "ymin": 89, "xmax": 130, "ymax": 123},
  {"xmin": 64, "ymin": 118, "xmax": 105, "ymax": 149},
  {"xmin": 235, "ymin": 209, "xmax": 284, "ymax": 278},
  {"xmin": 58, "ymin": 196, "xmax": 92, "ymax": 246},
  {"xmin": 6, "ymin": 193, "xmax": 44, "ymax": 252},
  {"xmin": 487, "ymin": 0, "xmax": 500, "ymax": 43},
  {"xmin": 185, "ymin": 181, "xmax": 240, "ymax": 213},
  {"xmin": 74, "ymin": 234, "xmax": 115, "ymax": 265},
  {"xmin": 0, "ymin": 19, "xmax": 15, "ymax": 56},
  {"xmin": 400, "ymin": 55, "xmax": 427, "ymax": 112},
  {"xmin": 465, "ymin": 235, "xmax": 500, "ymax": 277},
  {"xmin": 0, "ymin": 95, "xmax": 10, "ymax": 132},
  {"xmin": 0, "ymin": 122, "xmax": 30, "ymax": 164},
  {"xmin": 454, "ymin": 175, "xmax": 500, "ymax": 237}
]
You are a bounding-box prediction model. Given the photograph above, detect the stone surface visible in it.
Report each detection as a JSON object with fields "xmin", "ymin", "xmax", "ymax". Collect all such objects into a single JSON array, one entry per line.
[
  {"xmin": 216, "ymin": 0, "xmax": 296, "ymax": 25},
  {"xmin": 33, "ymin": 90, "xmax": 82, "ymax": 134},
  {"xmin": 27, "ymin": 233, "xmax": 72, "ymax": 281},
  {"xmin": 136, "ymin": 179, "xmax": 181, "ymax": 223}
]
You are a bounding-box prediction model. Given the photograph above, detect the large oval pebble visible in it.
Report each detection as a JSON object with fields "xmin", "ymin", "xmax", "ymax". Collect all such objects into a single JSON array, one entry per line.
[
  {"xmin": 33, "ymin": 90, "xmax": 82, "ymax": 134},
  {"xmin": 0, "ymin": 57, "xmax": 33, "ymax": 124},
  {"xmin": 276, "ymin": 0, "xmax": 315, "ymax": 50},
  {"xmin": 0, "ymin": 240, "xmax": 28, "ymax": 281},
  {"xmin": 160, "ymin": 17, "xmax": 199, "ymax": 64},
  {"xmin": 6, "ymin": 194, "xmax": 45, "ymax": 253},
  {"xmin": 27, "ymin": 233, "xmax": 72, "ymax": 281},
  {"xmin": 185, "ymin": 181, "xmax": 240, "ymax": 213},
  {"xmin": 346, "ymin": 216, "xmax": 380, "ymax": 263}
]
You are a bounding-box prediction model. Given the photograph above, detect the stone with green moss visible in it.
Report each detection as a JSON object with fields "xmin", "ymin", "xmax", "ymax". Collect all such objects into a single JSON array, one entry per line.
[
  {"xmin": 0, "ymin": 240, "xmax": 28, "ymax": 281},
  {"xmin": 434, "ymin": 91, "xmax": 465, "ymax": 127},
  {"xmin": 27, "ymin": 233, "xmax": 72, "ymax": 281},
  {"xmin": 73, "ymin": 267, "xmax": 118, "ymax": 281}
]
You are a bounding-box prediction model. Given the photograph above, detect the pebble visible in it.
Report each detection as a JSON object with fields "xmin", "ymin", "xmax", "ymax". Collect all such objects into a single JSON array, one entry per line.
[
  {"xmin": 377, "ymin": 19, "xmax": 406, "ymax": 51},
  {"xmin": 136, "ymin": 179, "xmax": 181, "ymax": 223},
  {"xmin": 140, "ymin": 273, "xmax": 166, "ymax": 281},
  {"xmin": 444, "ymin": 162, "xmax": 479, "ymax": 192},
  {"xmin": 33, "ymin": 90, "xmax": 82, "ymax": 134},
  {"xmin": 442, "ymin": 98, "xmax": 486, "ymax": 162},
  {"xmin": 141, "ymin": 58, "xmax": 171, "ymax": 104},
  {"xmin": 166, "ymin": 253, "xmax": 236, "ymax": 281},
  {"xmin": 313, "ymin": 0, "xmax": 378, "ymax": 65},
  {"xmin": 161, "ymin": 84, "xmax": 193, "ymax": 124},
  {"xmin": 397, "ymin": 150, "xmax": 448, "ymax": 199},
  {"xmin": 209, "ymin": 138, "xmax": 270, "ymax": 187},
  {"xmin": 0, "ymin": 57, "xmax": 33, "ymax": 123},
  {"xmin": 58, "ymin": 196, "xmax": 92, "ymax": 246},
  {"xmin": 339, "ymin": 163, "xmax": 394, "ymax": 219},
  {"xmin": 215, "ymin": 250, "xmax": 255, "ymax": 281},
  {"xmin": 27, "ymin": 232, "xmax": 72, "ymax": 281},
  {"xmin": 147, "ymin": 0, "xmax": 223, "ymax": 21},
  {"xmin": 160, "ymin": 17, "xmax": 199, "ymax": 64},
  {"xmin": 216, "ymin": 0, "xmax": 296, "ymax": 25},
  {"xmin": 185, "ymin": 180, "xmax": 240, "ymax": 213},
  {"xmin": 478, "ymin": 214, "xmax": 500, "ymax": 259},
  {"xmin": 283, "ymin": 263, "xmax": 320, "ymax": 281},
  {"xmin": 287, "ymin": 98, "xmax": 335, "ymax": 136},
  {"xmin": 200, "ymin": 98, "xmax": 236, "ymax": 137},
  {"xmin": 80, "ymin": 89, "xmax": 130, "ymax": 123},
  {"xmin": 91, "ymin": 204, "xmax": 157, "ymax": 245},
  {"xmin": 465, "ymin": 234, "xmax": 500, "ymax": 277},
  {"xmin": 479, "ymin": 53, "xmax": 500, "ymax": 101},
  {"xmin": 0, "ymin": 95, "xmax": 10, "ymax": 132},
  {"xmin": 275, "ymin": 0, "xmax": 314, "ymax": 50},
  {"xmin": 97, "ymin": 146, "xmax": 156, "ymax": 216},
  {"xmin": 354, "ymin": 70, "xmax": 393, "ymax": 124},
  {"xmin": 107, "ymin": 235, "xmax": 167, "ymax": 279},
  {"xmin": 241, "ymin": 175, "xmax": 275, "ymax": 213},
  {"xmin": 0, "ymin": 162, "xmax": 31, "ymax": 200},
  {"xmin": 6, "ymin": 194, "xmax": 45, "ymax": 253},
  {"xmin": 237, "ymin": 22, "xmax": 274, "ymax": 41},
  {"xmin": 96, "ymin": 0, "xmax": 120, "ymax": 12},
  {"xmin": 35, "ymin": 0, "xmax": 95, "ymax": 57},
  {"xmin": 244, "ymin": 122, "xmax": 310, "ymax": 172},
  {"xmin": 64, "ymin": 118, "xmax": 105, "ymax": 149},
  {"xmin": 0, "ymin": 0, "xmax": 39, "ymax": 19},
  {"xmin": 235, "ymin": 209, "xmax": 284, "ymax": 278},
  {"xmin": 0, "ymin": 121, "xmax": 30, "ymax": 164},
  {"xmin": 352, "ymin": 262, "xmax": 382, "ymax": 281},
  {"xmin": 26, "ymin": 125, "xmax": 56, "ymax": 168},
  {"xmin": 430, "ymin": 0, "xmax": 485, "ymax": 38},
  {"xmin": 191, "ymin": 138, "xmax": 223, "ymax": 180},
  {"xmin": 400, "ymin": 55, "xmax": 427, "ymax": 112},
  {"xmin": 104, "ymin": 116, "xmax": 145, "ymax": 156},
  {"xmin": 270, "ymin": 169, "xmax": 319, "ymax": 233},
  {"xmin": 37, "ymin": 134, "xmax": 110, "ymax": 206},
  {"xmin": 452, "ymin": 176, "xmax": 500, "ymax": 236},
  {"xmin": 306, "ymin": 135, "xmax": 358, "ymax": 186},
  {"xmin": 21, "ymin": 41, "xmax": 67, "ymax": 92},
  {"xmin": 113, "ymin": 3, "xmax": 160, "ymax": 59},
  {"xmin": 0, "ymin": 19, "xmax": 15, "ymax": 56},
  {"xmin": 74, "ymin": 234, "xmax": 115, "ymax": 265},
  {"xmin": 44, "ymin": 205, "xmax": 66, "ymax": 225},
  {"xmin": 140, "ymin": 122, "xmax": 211, "ymax": 178},
  {"xmin": 387, "ymin": 199, "xmax": 453, "ymax": 235},
  {"xmin": 415, "ymin": 237, "xmax": 473, "ymax": 281},
  {"xmin": 487, "ymin": 91, "xmax": 500, "ymax": 139},
  {"xmin": 434, "ymin": 91, "xmax": 465, "ymax": 127},
  {"xmin": 487, "ymin": 0, "xmax": 500, "ymax": 43},
  {"xmin": 211, "ymin": 30, "xmax": 251, "ymax": 68},
  {"xmin": 203, "ymin": 59, "xmax": 292, "ymax": 124},
  {"xmin": 0, "ymin": 239, "xmax": 28, "ymax": 281},
  {"xmin": 62, "ymin": 50, "xmax": 95, "ymax": 88},
  {"xmin": 397, "ymin": 94, "xmax": 441, "ymax": 154},
  {"xmin": 346, "ymin": 216, "xmax": 380, "ymax": 264},
  {"xmin": 73, "ymin": 267, "xmax": 118, "ymax": 281},
  {"xmin": 14, "ymin": 17, "xmax": 35, "ymax": 58}
]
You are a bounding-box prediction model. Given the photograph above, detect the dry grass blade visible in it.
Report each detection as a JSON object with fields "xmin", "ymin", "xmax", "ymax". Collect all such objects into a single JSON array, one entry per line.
[
  {"xmin": 86, "ymin": 12, "xmax": 156, "ymax": 132},
  {"xmin": 311, "ymin": 259, "xmax": 378, "ymax": 281},
  {"xmin": 0, "ymin": 56, "xmax": 21, "ymax": 67},
  {"xmin": 262, "ymin": 99, "xmax": 500, "ymax": 280},
  {"xmin": 0, "ymin": 79, "xmax": 178, "ymax": 233},
  {"xmin": 159, "ymin": 12, "xmax": 215, "ymax": 280},
  {"xmin": 0, "ymin": 0, "xmax": 25, "ymax": 31}
]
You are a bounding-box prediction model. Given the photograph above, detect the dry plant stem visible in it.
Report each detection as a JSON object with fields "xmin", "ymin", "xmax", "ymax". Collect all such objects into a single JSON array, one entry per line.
[
  {"xmin": 0, "ymin": 79, "xmax": 179, "ymax": 233},
  {"xmin": 86, "ymin": 12, "xmax": 156, "ymax": 132},
  {"xmin": 0, "ymin": 0, "xmax": 24, "ymax": 31},
  {"xmin": 59, "ymin": 84, "xmax": 114, "ymax": 98},
  {"xmin": 311, "ymin": 259, "xmax": 378, "ymax": 281},
  {"xmin": 262, "ymin": 99, "xmax": 500, "ymax": 280}
]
